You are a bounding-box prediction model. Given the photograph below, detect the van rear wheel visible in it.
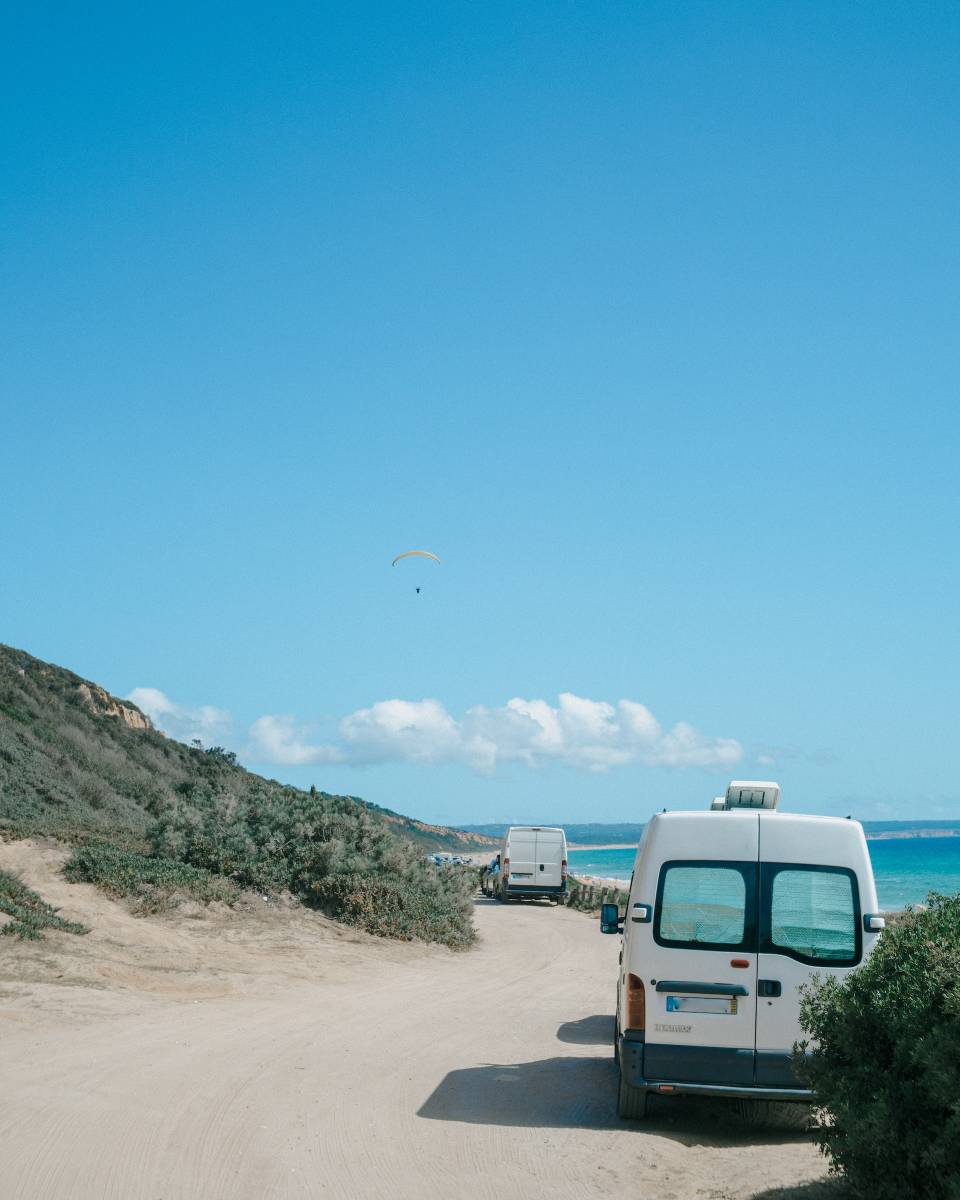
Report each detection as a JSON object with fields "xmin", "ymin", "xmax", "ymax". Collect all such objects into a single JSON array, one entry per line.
[{"xmin": 617, "ymin": 1077, "xmax": 648, "ymax": 1120}]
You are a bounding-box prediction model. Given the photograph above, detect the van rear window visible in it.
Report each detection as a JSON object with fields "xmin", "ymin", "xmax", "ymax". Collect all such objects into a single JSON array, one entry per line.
[
  {"xmin": 655, "ymin": 862, "xmax": 756, "ymax": 951},
  {"xmin": 763, "ymin": 866, "xmax": 860, "ymax": 966}
]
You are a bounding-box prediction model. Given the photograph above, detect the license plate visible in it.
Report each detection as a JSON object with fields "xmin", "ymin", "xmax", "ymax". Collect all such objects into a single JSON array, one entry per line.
[
  {"xmin": 666, "ymin": 996, "xmax": 737, "ymax": 1015},
  {"xmin": 511, "ymin": 872, "xmax": 533, "ymax": 878}
]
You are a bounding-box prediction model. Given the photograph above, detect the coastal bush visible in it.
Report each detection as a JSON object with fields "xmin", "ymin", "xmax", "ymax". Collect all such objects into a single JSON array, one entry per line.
[
  {"xmin": 0, "ymin": 645, "xmax": 482, "ymax": 946},
  {"xmin": 64, "ymin": 844, "xmax": 238, "ymax": 912},
  {"xmin": 798, "ymin": 892, "xmax": 960, "ymax": 1200},
  {"xmin": 311, "ymin": 868, "xmax": 476, "ymax": 948},
  {"xmin": 0, "ymin": 869, "xmax": 89, "ymax": 940},
  {"xmin": 150, "ymin": 785, "xmax": 476, "ymax": 948}
]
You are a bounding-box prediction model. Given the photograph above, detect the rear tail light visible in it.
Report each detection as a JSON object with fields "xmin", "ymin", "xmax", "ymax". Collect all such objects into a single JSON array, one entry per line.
[
  {"xmin": 503, "ymin": 858, "xmax": 509, "ymax": 877},
  {"xmin": 561, "ymin": 858, "xmax": 568, "ymax": 881},
  {"xmin": 626, "ymin": 974, "xmax": 645, "ymax": 1031}
]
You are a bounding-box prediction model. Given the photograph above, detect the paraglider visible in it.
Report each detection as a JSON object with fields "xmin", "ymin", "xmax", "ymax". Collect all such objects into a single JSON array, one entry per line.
[
  {"xmin": 392, "ymin": 550, "xmax": 440, "ymax": 594},
  {"xmin": 391, "ymin": 550, "xmax": 441, "ymax": 567}
]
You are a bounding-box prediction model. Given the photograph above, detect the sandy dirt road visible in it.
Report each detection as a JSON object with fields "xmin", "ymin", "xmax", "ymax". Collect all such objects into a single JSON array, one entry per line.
[{"xmin": 0, "ymin": 843, "xmax": 834, "ymax": 1200}]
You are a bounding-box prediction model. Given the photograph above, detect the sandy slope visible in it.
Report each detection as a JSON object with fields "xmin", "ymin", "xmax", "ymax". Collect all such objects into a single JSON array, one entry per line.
[{"xmin": 0, "ymin": 841, "xmax": 834, "ymax": 1200}]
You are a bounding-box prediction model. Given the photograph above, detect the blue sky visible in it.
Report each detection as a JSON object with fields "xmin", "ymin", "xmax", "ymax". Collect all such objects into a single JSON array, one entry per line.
[{"xmin": 3, "ymin": 2, "xmax": 958, "ymax": 824}]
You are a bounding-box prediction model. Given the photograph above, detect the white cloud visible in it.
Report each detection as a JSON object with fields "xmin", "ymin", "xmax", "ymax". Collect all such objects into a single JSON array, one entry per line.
[
  {"xmin": 131, "ymin": 684, "xmax": 743, "ymax": 775},
  {"xmin": 126, "ymin": 687, "xmax": 232, "ymax": 747},
  {"xmin": 248, "ymin": 692, "xmax": 742, "ymax": 775},
  {"xmin": 248, "ymin": 714, "xmax": 344, "ymax": 766}
]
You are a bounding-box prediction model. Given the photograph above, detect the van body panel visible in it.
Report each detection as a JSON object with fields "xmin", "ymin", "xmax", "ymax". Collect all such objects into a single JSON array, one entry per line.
[
  {"xmin": 500, "ymin": 826, "xmax": 567, "ymax": 899},
  {"xmin": 615, "ymin": 806, "xmax": 882, "ymax": 1107},
  {"xmin": 754, "ymin": 816, "xmax": 878, "ymax": 1072},
  {"xmin": 755, "ymin": 1051, "xmax": 804, "ymax": 1088},
  {"xmin": 643, "ymin": 1044, "xmax": 755, "ymax": 1086},
  {"xmin": 506, "ymin": 830, "xmax": 538, "ymax": 881},
  {"xmin": 534, "ymin": 828, "xmax": 565, "ymax": 888},
  {"xmin": 627, "ymin": 813, "xmax": 760, "ymax": 1063}
]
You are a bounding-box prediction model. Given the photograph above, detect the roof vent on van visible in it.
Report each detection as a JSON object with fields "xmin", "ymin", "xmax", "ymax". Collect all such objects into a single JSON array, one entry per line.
[
  {"xmin": 723, "ymin": 781, "xmax": 781, "ymax": 810},
  {"xmin": 710, "ymin": 797, "xmax": 726, "ymax": 811}
]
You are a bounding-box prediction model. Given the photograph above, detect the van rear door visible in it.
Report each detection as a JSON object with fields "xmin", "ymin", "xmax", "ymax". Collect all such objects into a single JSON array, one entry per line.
[
  {"xmin": 507, "ymin": 830, "xmax": 537, "ymax": 886},
  {"xmin": 643, "ymin": 816, "xmax": 760, "ymax": 1087},
  {"xmin": 755, "ymin": 820, "xmax": 863, "ymax": 1087},
  {"xmin": 535, "ymin": 829, "xmax": 563, "ymax": 887}
]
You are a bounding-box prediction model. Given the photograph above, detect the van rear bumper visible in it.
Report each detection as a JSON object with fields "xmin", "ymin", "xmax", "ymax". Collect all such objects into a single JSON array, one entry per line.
[
  {"xmin": 503, "ymin": 883, "xmax": 566, "ymax": 898},
  {"xmin": 619, "ymin": 1038, "xmax": 813, "ymax": 1103}
]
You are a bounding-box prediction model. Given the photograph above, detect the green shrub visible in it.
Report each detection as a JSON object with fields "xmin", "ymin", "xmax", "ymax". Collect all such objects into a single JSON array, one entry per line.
[
  {"xmin": 799, "ymin": 893, "xmax": 960, "ymax": 1199},
  {"xmin": 0, "ymin": 869, "xmax": 89, "ymax": 940},
  {"xmin": 311, "ymin": 869, "xmax": 476, "ymax": 948},
  {"xmin": 151, "ymin": 786, "xmax": 476, "ymax": 947},
  {"xmin": 0, "ymin": 644, "xmax": 480, "ymax": 946},
  {"xmin": 64, "ymin": 843, "xmax": 238, "ymax": 912}
]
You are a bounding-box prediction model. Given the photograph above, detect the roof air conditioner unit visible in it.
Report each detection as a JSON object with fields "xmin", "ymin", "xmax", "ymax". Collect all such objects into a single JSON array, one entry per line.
[{"xmin": 724, "ymin": 780, "xmax": 781, "ymax": 811}]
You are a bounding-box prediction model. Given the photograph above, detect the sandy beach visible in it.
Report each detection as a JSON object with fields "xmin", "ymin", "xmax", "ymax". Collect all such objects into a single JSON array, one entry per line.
[
  {"xmin": 0, "ymin": 839, "xmax": 832, "ymax": 1200},
  {"xmin": 568, "ymin": 842, "xmax": 638, "ymax": 850}
]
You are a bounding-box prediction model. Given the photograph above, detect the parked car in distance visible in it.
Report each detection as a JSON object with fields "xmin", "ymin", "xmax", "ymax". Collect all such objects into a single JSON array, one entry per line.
[
  {"xmin": 480, "ymin": 855, "xmax": 501, "ymax": 896},
  {"xmin": 499, "ymin": 826, "xmax": 568, "ymax": 903},
  {"xmin": 601, "ymin": 780, "xmax": 885, "ymax": 1119}
]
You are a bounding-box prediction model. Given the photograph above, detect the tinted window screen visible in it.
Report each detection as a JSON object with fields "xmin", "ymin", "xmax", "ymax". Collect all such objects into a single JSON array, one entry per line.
[
  {"xmin": 658, "ymin": 866, "xmax": 747, "ymax": 945},
  {"xmin": 769, "ymin": 869, "xmax": 856, "ymax": 962}
]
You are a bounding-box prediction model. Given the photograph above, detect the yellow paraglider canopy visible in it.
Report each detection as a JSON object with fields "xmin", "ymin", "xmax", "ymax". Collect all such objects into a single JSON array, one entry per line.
[{"xmin": 391, "ymin": 550, "xmax": 441, "ymax": 566}]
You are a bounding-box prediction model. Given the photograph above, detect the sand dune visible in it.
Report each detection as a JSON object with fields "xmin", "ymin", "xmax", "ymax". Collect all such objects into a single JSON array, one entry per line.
[{"xmin": 0, "ymin": 840, "xmax": 831, "ymax": 1199}]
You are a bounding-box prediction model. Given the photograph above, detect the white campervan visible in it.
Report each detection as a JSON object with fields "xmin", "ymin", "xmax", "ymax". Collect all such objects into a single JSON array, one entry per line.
[
  {"xmin": 601, "ymin": 782, "xmax": 885, "ymax": 1118},
  {"xmin": 499, "ymin": 826, "xmax": 567, "ymax": 903}
]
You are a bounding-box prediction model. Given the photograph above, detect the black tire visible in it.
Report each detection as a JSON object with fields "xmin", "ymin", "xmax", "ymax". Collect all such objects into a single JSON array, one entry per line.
[
  {"xmin": 617, "ymin": 1076, "xmax": 648, "ymax": 1120},
  {"xmin": 499, "ymin": 888, "xmax": 509, "ymax": 903}
]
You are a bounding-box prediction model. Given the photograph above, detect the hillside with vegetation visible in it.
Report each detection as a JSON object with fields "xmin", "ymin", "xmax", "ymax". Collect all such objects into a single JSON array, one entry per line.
[{"xmin": 0, "ymin": 643, "xmax": 481, "ymax": 946}]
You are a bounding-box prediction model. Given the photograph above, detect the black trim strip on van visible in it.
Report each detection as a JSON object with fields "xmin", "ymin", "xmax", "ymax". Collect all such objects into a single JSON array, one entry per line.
[{"xmin": 655, "ymin": 981, "xmax": 749, "ymax": 997}]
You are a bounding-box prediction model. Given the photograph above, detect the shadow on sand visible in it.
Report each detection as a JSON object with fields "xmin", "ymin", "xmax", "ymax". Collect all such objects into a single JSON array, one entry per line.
[
  {"xmin": 750, "ymin": 1180, "xmax": 846, "ymax": 1199},
  {"xmin": 556, "ymin": 1014, "xmax": 615, "ymax": 1045},
  {"xmin": 417, "ymin": 1053, "xmax": 815, "ymax": 1148}
]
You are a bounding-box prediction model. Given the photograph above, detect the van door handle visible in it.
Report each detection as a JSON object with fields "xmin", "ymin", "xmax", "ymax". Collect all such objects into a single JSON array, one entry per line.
[
  {"xmin": 655, "ymin": 981, "xmax": 749, "ymax": 997},
  {"xmin": 758, "ymin": 979, "xmax": 782, "ymax": 998}
]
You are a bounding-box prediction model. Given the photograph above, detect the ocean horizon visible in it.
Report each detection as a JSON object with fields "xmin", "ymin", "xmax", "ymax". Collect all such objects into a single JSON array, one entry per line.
[{"xmin": 568, "ymin": 834, "xmax": 960, "ymax": 910}]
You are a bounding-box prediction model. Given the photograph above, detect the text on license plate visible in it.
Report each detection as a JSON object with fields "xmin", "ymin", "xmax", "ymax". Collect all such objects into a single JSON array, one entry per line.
[{"xmin": 666, "ymin": 996, "xmax": 737, "ymax": 1015}]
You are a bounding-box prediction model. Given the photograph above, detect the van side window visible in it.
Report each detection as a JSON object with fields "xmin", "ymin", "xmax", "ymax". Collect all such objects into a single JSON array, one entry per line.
[
  {"xmin": 762, "ymin": 865, "xmax": 860, "ymax": 966},
  {"xmin": 655, "ymin": 861, "xmax": 757, "ymax": 951}
]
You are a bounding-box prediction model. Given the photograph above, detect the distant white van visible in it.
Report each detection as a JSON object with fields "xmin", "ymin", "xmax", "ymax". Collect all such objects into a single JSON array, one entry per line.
[
  {"xmin": 601, "ymin": 781, "xmax": 885, "ymax": 1118},
  {"xmin": 499, "ymin": 826, "xmax": 567, "ymax": 903}
]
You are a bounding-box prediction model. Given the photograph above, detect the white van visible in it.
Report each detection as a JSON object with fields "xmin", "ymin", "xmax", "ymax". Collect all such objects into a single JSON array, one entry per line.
[
  {"xmin": 499, "ymin": 826, "xmax": 567, "ymax": 903},
  {"xmin": 601, "ymin": 782, "xmax": 885, "ymax": 1118}
]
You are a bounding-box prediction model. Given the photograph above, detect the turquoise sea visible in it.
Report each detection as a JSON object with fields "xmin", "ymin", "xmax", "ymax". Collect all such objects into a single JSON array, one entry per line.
[{"xmin": 568, "ymin": 835, "xmax": 960, "ymax": 910}]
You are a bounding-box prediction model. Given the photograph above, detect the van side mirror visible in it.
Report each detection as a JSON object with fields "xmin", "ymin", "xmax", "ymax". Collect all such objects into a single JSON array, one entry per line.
[{"xmin": 600, "ymin": 903, "xmax": 622, "ymax": 934}]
